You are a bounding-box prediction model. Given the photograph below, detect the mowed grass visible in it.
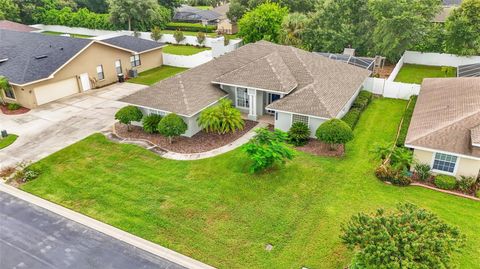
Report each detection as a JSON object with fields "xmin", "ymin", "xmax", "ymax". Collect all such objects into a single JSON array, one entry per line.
[
  {"xmin": 21, "ymin": 98, "xmax": 480, "ymax": 268},
  {"xmin": 41, "ymin": 31, "xmax": 93, "ymax": 39},
  {"xmin": 127, "ymin": 65, "xmax": 188, "ymax": 85},
  {"xmin": 394, "ymin": 64, "xmax": 457, "ymax": 84},
  {"xmin": 0, "ymin": 134, "xmax": 18, "ymax": 149},
  {"xmin": 163, "ymin": 44, "xmax": 211, "ymax": 56}
]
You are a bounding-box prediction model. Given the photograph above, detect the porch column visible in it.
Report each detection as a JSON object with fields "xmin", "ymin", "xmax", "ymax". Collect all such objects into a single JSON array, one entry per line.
[{"xmin": 248, "ymin": 89, "xmax": 257, "ymax": 120}]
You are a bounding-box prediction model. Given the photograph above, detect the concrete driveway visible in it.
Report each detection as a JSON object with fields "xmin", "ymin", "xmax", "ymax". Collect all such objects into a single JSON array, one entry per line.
[
  {"xmin": 0, "ymin": 191, "xmax": 185, "ymax": 269},
  {"xmin": 0, "ymin": 83, "xmax": 147, "ymax": 168}
]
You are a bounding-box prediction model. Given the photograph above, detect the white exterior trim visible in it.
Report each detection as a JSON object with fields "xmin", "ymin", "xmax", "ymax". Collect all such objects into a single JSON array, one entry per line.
[
  {"xmin": 406, "ymin": 144, "xmax": 480, "ymax": 161},
  {"xmin": 266, "ymin": 108, "xmax": 331, "ymax": 121},
  {"xmin": 212, "ymin": 81, "xmax": 296, "ymax": 95},
  {"xmin": 430, "ymin": 152, "xmax": 460, "ymax": 176}
]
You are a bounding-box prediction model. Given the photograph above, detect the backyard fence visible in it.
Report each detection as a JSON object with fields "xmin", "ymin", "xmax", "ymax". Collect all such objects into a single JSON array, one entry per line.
[{"xmin": 163, "ymin": 51, "xmax": 213, "ymax": 68}]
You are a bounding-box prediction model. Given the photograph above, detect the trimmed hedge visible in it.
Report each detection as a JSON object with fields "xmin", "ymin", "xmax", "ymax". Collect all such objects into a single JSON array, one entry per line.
[
  {"xmin": 342, "ymin": 108, "xmax": 362, "ymax": 129},
  {"xmin": 434, "ymin": 175, "xmax": 457, "ymax": 190},
  {"xmin": 396, "ymin": 95, "xmax": 417, "ymax": 147},
  {"xmin": 341, "ymin": 91, "xmax": 373, "ymax": 130},
  {"xmin": 166, "ymin": 22, "xmax": 216, "ymax": 33}
]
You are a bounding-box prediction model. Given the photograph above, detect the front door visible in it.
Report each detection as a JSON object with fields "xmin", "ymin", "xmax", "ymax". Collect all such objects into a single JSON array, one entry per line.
[
  {"xmin": 79, "ymin": 73, "xmax": 91, "ymax": 91},
  {"xmin": 266, "ymin": 93, "xmax": 281, "ymax": 115}
]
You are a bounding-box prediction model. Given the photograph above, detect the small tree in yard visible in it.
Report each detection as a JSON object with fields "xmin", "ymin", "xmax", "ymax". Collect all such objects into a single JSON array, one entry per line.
[
  {"xmin": 0, "ymin": 76, "xmax": 11, "ymax": 105},
  {"xmin": 316, "ymin": 119, "xmax": 353, "ymax": 150},
  {"xmin": 341, "ymin": 203, "xmax": 465, "ymax": 269},
  {"xmin": 173, "ymin": 30, "xmax": 185, "ymax": 44},
  {"xmin": 115, "ymin": 106, "xmax": 143, "ymax": 131},
  {"xmin": 158, "ymin": 113, "xmax": 187, "ymax": 143},
  {"xmin": 288, "ymin": 122, "xmax": 310, "ymax": 146},
  {"xmin": 243, "ymin": 128, "xmax": 295, "ymax": 173},
  {"xmin": 197, "ymin": 99, "xmax": 244, "ymax": 134},
  {"xmin": 196, "ymin": 32, "xmax": 206, "ymax": 46},
  {"xmin": 151, "ymin": 26, "xmax": 163, "ymax": 42}
]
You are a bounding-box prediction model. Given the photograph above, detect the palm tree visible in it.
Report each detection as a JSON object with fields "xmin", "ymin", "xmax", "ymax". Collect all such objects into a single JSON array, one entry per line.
[
  {"xmin": 198, "ymin": 99, "xmax": 245, "ymax": 134},
  {"xmin": 279, "ymin": 13, "xmax": 308, "ymax": 48}
]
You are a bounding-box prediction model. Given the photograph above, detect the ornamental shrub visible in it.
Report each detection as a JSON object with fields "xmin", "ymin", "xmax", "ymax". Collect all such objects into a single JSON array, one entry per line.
[
  {"xmin": 342, "ymin": 108, "xmax": 361, "ymax": 129},
  {"xmin": 413, "ymin": 163, "xmax": 431, "ymax": 182},
  {"xmin": 196, "ymin": 32, "xmax": 206, "ymax": 45},
  {"xmin": 390, "ymin": 147, "xmax": 413, "ymax": 170},
  {"xmin": 341, "ymin": 203, "xmax": 465, "ymax": 269},
  {"xmin": 288, "ymin": 122, "xmax": 310, "ymax": 146},
  {"xmin": 115, "ymin": 106, "xmax": 143, "ymax": 131},
  {"xmin": 458, "ymin": 176, "xmax": 476, "ymax": 193},
  {"xmin": 7, "ymin": 103, "xmax": 21, "ymax": 110},
  {"xmin": 173, "ymin": 30, "xmax": 186, "ymax": 44},
  {"xmin": 434, "ymin": 175, "xmax": 457, "ymax": 190},
  {"xmin": 142, "ymin": 114, "xmax": 163, "ymax": 134},
  {"xmin": 197, "ymin": 99, "xmax": 244, "ymax": 134},
  {"xmin": 151, "ymin": 26, "xmax": 163, "ymax": 41},
  {"xmin": 357, "ymin": 90, "xmax": 373, "ymax": 102},
  {"xmin": 352, "ymin": 96, "xmax": 369, "ymax": 110},
  {"xmin": 158, "ymin": 113, "xmax": 187, "ymax": 143},
  {"xmin": 316, "ymin": 119, "xmax": 353, "ymax": 150}
]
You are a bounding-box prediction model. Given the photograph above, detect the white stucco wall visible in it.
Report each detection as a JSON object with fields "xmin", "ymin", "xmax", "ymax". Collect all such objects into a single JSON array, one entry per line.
[
  {"xmin": 413, "ymin": 149, "xmax": 480, "ymax": 178},
  {"xmin": 274, "ymin": 111, "xmax": 326, "ymax": 138},
  {"xmin": 337, "ymin": 86, "xmax": 362, "ymax": 118}
]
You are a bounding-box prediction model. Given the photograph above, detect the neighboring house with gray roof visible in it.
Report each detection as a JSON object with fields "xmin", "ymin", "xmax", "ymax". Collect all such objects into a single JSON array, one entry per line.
[
  {"xmin": 0, "ymin": 30, "xmax": 165, "ymax": 108},
  {"xmin": 121, "ymin": 41, "xmax": 371, "ymax": 137},
  {"xmin": 173, "ymin": 5, "xmax": 222, "ymax": 25},
  {"xmin": 406, "ymin": 77, "xmax": 480, "ymax": 178}
]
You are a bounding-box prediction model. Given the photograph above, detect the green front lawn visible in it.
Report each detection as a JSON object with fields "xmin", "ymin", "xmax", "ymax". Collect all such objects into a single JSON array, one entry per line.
[
  {"xmin": 163, "ymin": 44, "xmax": 211, "ymax": 56},
  {"xmin": 394, "ymin": 64, "xmax": 457, "ymax": 84},
  {"xmin": 0, "ymin": 134, "xmax": 18, "ymax": 149},
  {"xmin": 127, "ymin": 65, "xmax": 188, "ymax": 86},
  {"xmin": 21, "ymin": 98, "xmax": 480, "ymax": 268},
  {"xmin": 41, "ymin": 31, "xmax": 93, "ymax": 39}
]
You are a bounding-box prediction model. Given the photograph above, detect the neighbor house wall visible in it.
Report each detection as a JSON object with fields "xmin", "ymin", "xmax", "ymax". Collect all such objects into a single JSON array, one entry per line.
[
  {"xmin": 413, "ymin": 149, "xmax": 480, "ymax": 178},
  {"xmin": 135, "ymin": 49, "xmax": 164, "ymax": 73}
]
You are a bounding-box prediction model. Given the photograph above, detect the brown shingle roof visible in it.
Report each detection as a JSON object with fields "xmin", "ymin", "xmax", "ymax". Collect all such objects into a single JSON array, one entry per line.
[
  {"xmin": 120, "ymin": 41, "xmax": 370, "ymax": 117},
  {"xmin": 406, "ymin": 78, "xmax": 480, "ymax": 157},
  {"xmin": 0, "ymin": 20, "xmax": 38, "ymax": 32}
]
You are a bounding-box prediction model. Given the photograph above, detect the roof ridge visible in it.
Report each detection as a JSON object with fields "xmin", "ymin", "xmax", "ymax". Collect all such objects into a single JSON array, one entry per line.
[
  {"xmin": 178, "ymin": 75, "xmax": 191, "ymax": 114},
  {"xmin": 215, "ymin": 51, "xmax": 275, "ymax": 81},
  {"xmin": 264, "ymin": 51, "xmax": 297, "ymax": 92}
]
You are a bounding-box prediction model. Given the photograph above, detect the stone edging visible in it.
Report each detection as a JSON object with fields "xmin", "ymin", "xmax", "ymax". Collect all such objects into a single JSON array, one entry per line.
[{"xmin": 410, "ymin": 182, "xmax": 480, "ymax": 201}]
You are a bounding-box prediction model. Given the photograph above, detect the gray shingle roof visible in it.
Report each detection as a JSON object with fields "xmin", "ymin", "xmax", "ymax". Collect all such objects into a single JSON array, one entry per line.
[
  {"xmin": 0, "ymin": 29, "xmax": 91, "ymax": 85},
  {"xmin": 406, "ymin": 78, "xmax": 480, "ymax": 157},
  {"xmin": 101, "ymin": 35, "xmax": 165, "ymax": 53},
  {"xmin": 174, "ymin": 5, "xmax": 221, "ymax": 21},
  {"xmin": 120, "ymin": 41, "xmax": 371, "ymax": 118}
]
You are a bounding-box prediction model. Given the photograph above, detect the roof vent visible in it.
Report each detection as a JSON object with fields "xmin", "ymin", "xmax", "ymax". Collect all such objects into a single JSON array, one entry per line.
[
  {"xmin": 35, "ymin": 55, "xmax": 48, "ymax": 60},
  {"xmin": 0, "ymin": 58, "xmax": 8, "ymax": 63}
]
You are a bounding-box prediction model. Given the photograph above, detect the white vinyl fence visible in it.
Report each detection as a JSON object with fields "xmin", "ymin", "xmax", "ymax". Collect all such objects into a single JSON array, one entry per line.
[{"xmin": 163, "ymin": 51, "xmax": 213, "ymax": 68}]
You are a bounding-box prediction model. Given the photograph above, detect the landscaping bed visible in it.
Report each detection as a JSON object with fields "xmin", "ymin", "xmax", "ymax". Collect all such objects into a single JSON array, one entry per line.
[
  {"xmin": 114, "ymin": 120, "xmax": 257, "ymax": 153},
  {"xmin": 163, "ymin": 44, "xmax": 211, "ymax": 56},
  {"xmin": 1, "ymin": 104, "xmax": 30, "ymax": 115},
  {"xmin": 295, "ymin": 139, "xmax": 344, "ymax": 157}
]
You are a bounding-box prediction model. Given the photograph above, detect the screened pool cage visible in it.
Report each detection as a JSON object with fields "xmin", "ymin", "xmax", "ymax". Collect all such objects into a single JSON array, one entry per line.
[
  {"xmin": 457, "ymin": 63, "xmax": 480, "ymax": 77},
  {"xmin": 315, "ymin": 52, "xmax": 377, "ymax": 71}
]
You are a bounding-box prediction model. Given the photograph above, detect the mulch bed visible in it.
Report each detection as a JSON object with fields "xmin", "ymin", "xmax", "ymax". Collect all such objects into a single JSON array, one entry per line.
[
  {"xmin": 115, "ymin": 120, "xmax": 258, "ymax": 154},
  {"xmin": 0, "ymin": 105, "xmax": 30, "ymax": 115},
  {"xmin": 296, "ymin": 139, "xmax": 344, "ymax": 157}
]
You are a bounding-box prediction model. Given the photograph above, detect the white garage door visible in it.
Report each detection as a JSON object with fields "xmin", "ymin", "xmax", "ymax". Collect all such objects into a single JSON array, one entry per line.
[{"xmin": 35, "ymin": 78, "xmax": 79, "ymax": 105}]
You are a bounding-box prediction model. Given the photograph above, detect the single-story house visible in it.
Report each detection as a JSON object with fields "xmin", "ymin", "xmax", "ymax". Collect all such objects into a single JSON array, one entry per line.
[
  {"xmin": 173, "ymin": 5, "xmax": 222, "ymax": 26},
  {"xmin": 120, "ymin": 41, "xmax": 371, "ymax": 137},
  {"xmin": 213, "ymin": 3, "xmax": 238, "ymax": 34},
  {"xmin": 0, "ymin": 30, "xmax": 166, "ymax": 108},
  {"xmin": 405, "ymin": 77, "xmax": 480, "ymax": 178},
  {"xmin": 0, "ymin": 20, "xmax": 39, "ymax": 32}
]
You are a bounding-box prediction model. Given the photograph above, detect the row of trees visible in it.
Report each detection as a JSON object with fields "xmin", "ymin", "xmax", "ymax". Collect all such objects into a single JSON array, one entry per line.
[{"xmin": 237, "ymin": 0, "xmax": 480, "ymax": 61}]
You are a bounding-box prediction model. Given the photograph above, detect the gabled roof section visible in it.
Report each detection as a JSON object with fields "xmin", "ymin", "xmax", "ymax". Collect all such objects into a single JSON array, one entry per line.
[
  {"xmin": 213, "ymin": 51, "xmax": 298, "ymax": 94},
  {"xmin": 406, "ymin": 77, "xmax": 480, "ymax": 157},
  {"xmin": 100, "ymin": 35, "xmax": 166, "ymax": 54},
  {"xmin": 0, "ymin": 29, "xmax": 91, "ymax": 85}
]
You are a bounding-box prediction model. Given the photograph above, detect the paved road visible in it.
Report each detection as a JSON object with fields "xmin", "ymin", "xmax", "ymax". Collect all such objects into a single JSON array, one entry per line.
[{"xmin": 0, "ymin": 192, "xmax": 185, "ymax": 269}]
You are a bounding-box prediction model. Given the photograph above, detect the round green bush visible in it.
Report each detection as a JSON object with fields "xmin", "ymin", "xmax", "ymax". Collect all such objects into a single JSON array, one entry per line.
[
  {"xmin": 158, "ymin": 113, "xmax": 188, "ymax": 143},
  {"xmin": 316, "ymin": 119, "xmax": 353, "ymax": 149},
  {"xmin": 288, "ymin": 122, "xmax": 311, "ymax": 146},
  {"xmin": 115, "ymin": 106, "xmax": 143, "ymax": 131},
  {"xmin": 142, "ymin": 114, "xmax": 163, "ymax": 134},
  {"xmin": 434, "ymin": 175, "xmax": 457, "ymax": 190}
]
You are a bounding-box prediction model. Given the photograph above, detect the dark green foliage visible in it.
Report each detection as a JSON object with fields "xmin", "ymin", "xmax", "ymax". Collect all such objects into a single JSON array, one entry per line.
[
  {"xmin": 7, "ymin": 103, "xmax": 21, "ymax": 110},
  {"xmin": 370, "ymin": 142, "xmax": 393, "ymax": 160},
  {"xmin": 390, "ymin": 147, "xmax": 413, "ymax": 170},
  {"xmin": 115, "ymin": 106, "xmax": 143, "ymax": 131},
  {"xmin": 166, "ymin": 22, "xmax": 216, "ymax": 33},
  {"xmin": 396, "ymin": 95, "xmax": 417, "ymax": 147},
  {"xmin": 173, "ymin": 30, "xmax": 185, "ymax": 44},
  {"xmin": 458, "ymin": 176, "xmax": 477, "ymax": 193},
  {"xmin": 341, "ymin": 203, "xmax": 465, "ymax": 268},
  {"xmin": 151, "ymin": 26, "xmax": 163, "ymax": 41},
  {"xmin": 316, "ymin": 119, "xmax": 353, "ymax": 150},
  {"xmin": 36, "ymin": 7, "xmax": 116, "ymax": 30},
  {"xmin": 75, "ymin": 0, "xmax": 109, "ymax": 13},
  {"xmin": 242, "ymin": 128, "xmax": 295, "ymax": 173},
  {"xmin": 342, "ymin": 108, "xmax": 362, "ymax": 129},
  {"xmin": 142, "ymin": 114, "xmax": 163, "ymax": 134},
  {"xmin": 445, "ymin": 0, "xmax": 480, "ymax": 56},
  {"xmin": 374, "ymin": 164, "xmax": 411, "ymax": 186},
  {"xmin": 287, "ymin": 122, "xmax": 310, "ymax": 146},
  {"xmin": 197, "ymin": 99, "xmax": 244, "ymax": 134},
  {"xmin": 352, "ymin": 97, "xmax": 369, "ymax": 111},
  {"xmin": 238, "ymin": 2, "xmax": 288, "ymax": 44},
  {"xmin": 413, "ymin": 163, "xmax": 431, "ymax": 182},
  {"xmin": 434, "ymin": 175, "xmax": 458, "ymax": 190},
  {"xmin": 157, "ymin": 113, "xmax": 187, "ymax": 143}
]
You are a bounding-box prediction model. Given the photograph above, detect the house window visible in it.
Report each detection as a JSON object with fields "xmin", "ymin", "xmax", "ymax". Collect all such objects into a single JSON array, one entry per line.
[
  {"xmin": 4, "ymin": 87, "xmax": 15, "ymax": 99},
  {"xmin": 145, "ymin": 108, "xmax": 165, "ymax": 116},
  {"xmin": 115, "ymin": 60, "xmax": 122, "ymax": 75},
  {"xmin": 292, "ymin": 114, "xmax": 309, "ymax": 125},
  {"xmin": 96, "ymin": 65, "xmax": 105, "ymax": 80},
  {"xmin": 236, "ymin": 87, "xmax": 249, "ymax": 108},
  {"xmin": 130, "ymin": 54, "xmax": 141, "ymax": 67},
  {"xmin": 432, "ymin": 153, "xmax": 458, "ymax": 173}
]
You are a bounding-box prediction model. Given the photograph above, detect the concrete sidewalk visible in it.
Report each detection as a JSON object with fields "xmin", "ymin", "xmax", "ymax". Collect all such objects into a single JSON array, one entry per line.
[{"xmin": 0, "ymin": 183, "xmax": 215, "ymax": 269}]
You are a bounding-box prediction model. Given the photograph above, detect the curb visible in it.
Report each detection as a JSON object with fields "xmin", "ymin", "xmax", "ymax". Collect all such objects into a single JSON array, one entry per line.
[{"xmin": 0, "ymin": 183, "xmax": 216, "ymax": 269}]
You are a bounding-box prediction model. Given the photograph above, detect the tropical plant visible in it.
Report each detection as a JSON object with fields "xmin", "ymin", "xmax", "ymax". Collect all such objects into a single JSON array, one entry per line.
[
  {"xmin": 370, "ymin": 142, "xmax": 393, "ymax": 160},
  {"xmin": 238, "ymin": 2, "xmax": 288, "ymax": 44},
  {"xmin": 279, "ymin": 12, "xmax": 308, "ymax": 48},
  {"xmin": 434, "ymin": 175, "xmax": 458, "ymax": 190},
  {"xmin": 287, "ymin": 122, "xmax": 310, "ymax": 146},
  {"xmin": 341, "ymin": 203, "xmax": 465, "ymax": 268},
  {"xmin": 390, "ymin": 147, "xmax": 413, "ymax": 170},
  {"xmin": 173, "ymin": 30, "xmax": 185, "ymax": 44},
  {"xmin": 197, "ymin": 99, "xmax": 244, "ymax": 134},
  {"xmin": 108, "ymin": 0, "xmax": 170, "ymax": 31},
  {"xmin": 458, "ymin": 175, "xmax": 476, "ymax": 193},
  {"xmin": 413, "ymin": 163, "xmax": 431, "ymax": 182},
  {"xmin": 142, "ymin": 114, "xmax": 163, "ymax": 134},
  {"xmin": 151, "ymin": 26, "xmax": 163, "ymax": 41},
  {"xmin": 114, "ymin": 106, "xmax": 143, "ymax": 131},
  {"xmin": 315, "ymin": 119, "xmax": 353, "ymax": 150},
  {"xmin": 0, "ymin": 76, "xmax": 11, "ymax": 105},
  {"xmin": 196, "ymin": 31, "xmax": 206, "ymax": 45},
  {"xmin": 242, "ymin": 128, "xmax": 295, "ymax": 173},
  {"xmin": 157, "ymin": 113, "xmax": 187, "ymax": 143}
]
